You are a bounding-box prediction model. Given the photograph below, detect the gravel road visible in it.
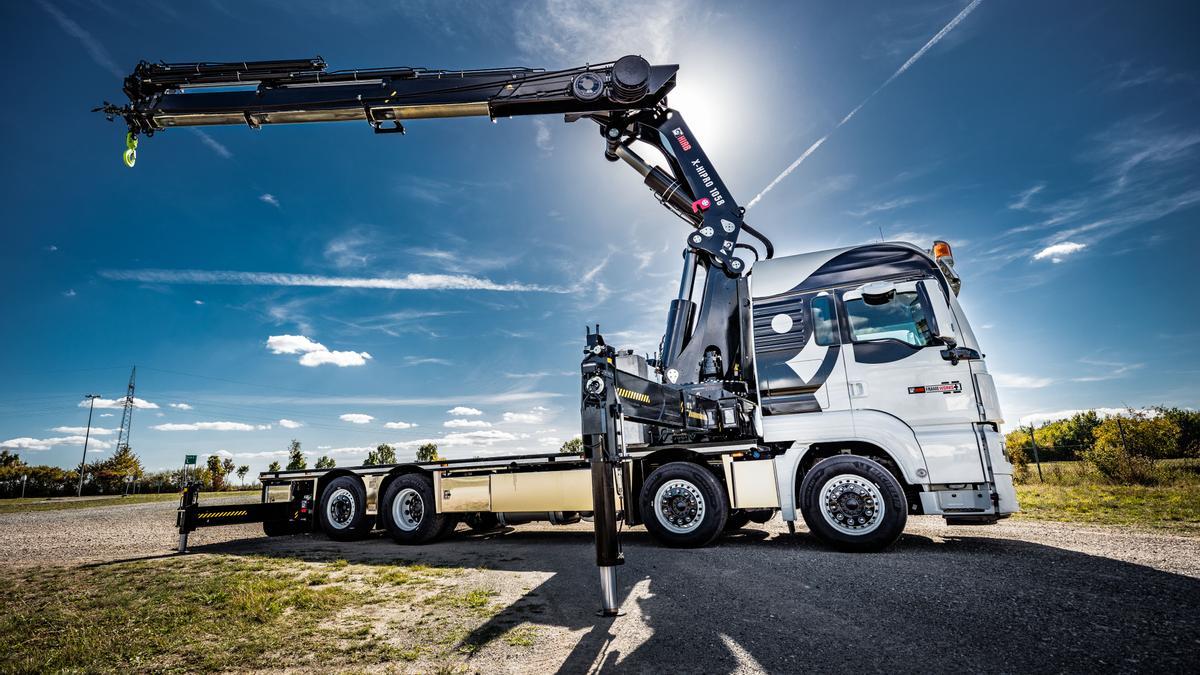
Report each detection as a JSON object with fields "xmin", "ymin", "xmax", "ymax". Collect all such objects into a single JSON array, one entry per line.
[{"xmin": 2, "ymin": 499, "xmax": 1198, "ymax": 673}]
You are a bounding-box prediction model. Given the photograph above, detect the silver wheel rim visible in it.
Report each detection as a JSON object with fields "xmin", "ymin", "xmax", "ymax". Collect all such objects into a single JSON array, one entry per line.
[
  {"xmin": 819, "ymin": 474, "xmax": 885, "ymax": 536},
  {"xmin": 325, "ymin": 487, "xmax": 356, "ymax": 530},
  {"xmin": 392, "ymin": 487, "xmax": 424, "ymax": 532},
  {"xmin": 654, "ymin": 478, "xmax": 706, "ymax": 534}
]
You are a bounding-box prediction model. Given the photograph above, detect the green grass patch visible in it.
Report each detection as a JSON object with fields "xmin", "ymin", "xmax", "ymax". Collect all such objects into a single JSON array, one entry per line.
[
  {"xmin": 1012, "ymin": 459, "xmax": 1200, "ymax": 533},
  {"xmin": 503, "ymin": 625, "xmax": 539, "ymax": 647},
  {"xmin": 0, "ymin": 490, "xmax": 259, "ymax": 514},
  {"xmin": 0, "ymin": 554, "xmax": 507, "ymax": 673}
]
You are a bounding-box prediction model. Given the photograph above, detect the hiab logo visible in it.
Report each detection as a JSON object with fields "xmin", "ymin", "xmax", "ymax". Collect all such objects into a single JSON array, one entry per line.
[{"xmin": 671, "ymin": 127, "xmax": 692, "ymax": 151}]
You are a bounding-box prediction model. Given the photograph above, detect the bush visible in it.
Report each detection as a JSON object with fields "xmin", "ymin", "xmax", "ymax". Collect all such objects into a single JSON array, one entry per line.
[{"xmin": 1082, "ymin": 413, "xmax": 1180, "ymax": 485}]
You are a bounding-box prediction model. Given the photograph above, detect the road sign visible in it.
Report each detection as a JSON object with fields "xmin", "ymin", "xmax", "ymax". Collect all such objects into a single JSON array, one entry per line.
[{"xmin": 184, "ymin": 454, "xmax": 197, "ymax": 465}]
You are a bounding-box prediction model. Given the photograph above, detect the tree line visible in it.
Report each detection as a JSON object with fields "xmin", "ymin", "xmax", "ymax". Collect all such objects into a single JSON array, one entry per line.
[{"xmin": 1004, "ymin": 406, "xmax": 1200, "ymax": 484}]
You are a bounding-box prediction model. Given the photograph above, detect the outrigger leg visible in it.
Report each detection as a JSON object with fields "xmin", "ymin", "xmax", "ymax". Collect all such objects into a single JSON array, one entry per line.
[{"xmin": 581, "ymin": 327, "xmax": 625, "ymax": 617}]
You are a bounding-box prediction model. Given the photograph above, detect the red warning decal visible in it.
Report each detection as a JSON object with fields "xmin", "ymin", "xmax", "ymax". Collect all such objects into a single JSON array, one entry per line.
[{"xmin": 908, "ymin": 381, "xmax": 962, "ymax": 395}]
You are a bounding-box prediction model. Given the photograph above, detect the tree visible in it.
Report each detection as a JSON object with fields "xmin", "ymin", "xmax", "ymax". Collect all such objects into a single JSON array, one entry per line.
[
  {"xmin": 1084, "ymin": 412, "xmax": 1181, "ymax": 484},
  {"xmin": 236, "ymin": 465, "xmax": 249, "ymax": 487},
  {"xmin": 1153, "ymin": 406, "xmax": 1200, "ymax": 457},
  {"xmin": 286, "ymin": 440, "xmax": 306, "ymax": 471},
  {"xmin": 267, "ymin": 460, "xmax": 282, "ymax": 472},
  {"xmin": 206, "ymin": 454, "xmax": 225, "ymax": 491},
  {"xmin": 221, "ymin": 458, "xmax": 236, "ymax": 488},
  {"xmin": 315, "ymin": 455, "xmax": 336, "ymax": 469},
  {"xmin": 94, "ymin": 445, "xmax": 144, "ymax": 493},
  {"xmin": 420, "ymin": 441, "xmax": 444, "ymax": 461},
  {"xmin": 559, "ymin": 437, "xmax": 584, "ymax": 454},
  {"xmin": 0, "ymin": 449, "xmax": 22, "ymax": 467},
  {"xmin": 365, "ymin": 443, "xmax": 397, "ymax": 466}
]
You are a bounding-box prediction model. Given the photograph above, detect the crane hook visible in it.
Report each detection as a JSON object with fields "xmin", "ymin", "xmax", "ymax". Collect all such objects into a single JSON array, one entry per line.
[{"xmin": 123, "ymin": 132, "xmax": 138, "ymax": 168}]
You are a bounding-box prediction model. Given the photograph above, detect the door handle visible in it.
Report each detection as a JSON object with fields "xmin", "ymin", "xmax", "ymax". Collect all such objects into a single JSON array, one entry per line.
[{"xmin": 849, "ymin": 382, "xmax": 867, "ymax": 398}]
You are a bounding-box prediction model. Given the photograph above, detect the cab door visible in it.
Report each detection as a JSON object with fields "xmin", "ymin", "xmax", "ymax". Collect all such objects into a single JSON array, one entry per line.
[
  {"xmin": 838, "ymin": 279, "xmax": 985, "ymax": 483},
  {"xmin": 753, "ymin": 291, "xmax": 850, "ymax": 415}
]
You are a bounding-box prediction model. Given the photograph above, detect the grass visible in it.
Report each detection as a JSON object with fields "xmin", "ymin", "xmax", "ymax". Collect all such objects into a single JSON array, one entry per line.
[
  {"xmin": 0, "ymin": 490, "xmax": 259, "ymax": 514},
  {"xmin": 1012, "ymin": 458, "xmax": 1200, "ymax": 534},
  {"xmin": 0, "ymin": 554, "xmax": 527, "ymax": 673}
]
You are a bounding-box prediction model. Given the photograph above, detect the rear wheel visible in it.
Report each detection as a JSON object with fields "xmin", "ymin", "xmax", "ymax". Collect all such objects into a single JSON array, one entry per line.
[
  {"xmin": 799, "ymin": 455, "xmax": 907, "ymax": 552},
  {"xmin": 380, "ymin": 474, "xmax": 452, "ymax": 545},
  {"xmin": 317, "ymin": 476, "xmax": 370, "ymax": 541},
  {"xmin": 639, "ymin": 462, "xmax": 728, "ymax": 548}
]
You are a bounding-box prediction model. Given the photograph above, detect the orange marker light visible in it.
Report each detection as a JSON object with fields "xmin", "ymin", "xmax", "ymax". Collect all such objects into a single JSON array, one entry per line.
[{"xmin": 932, "ymin": 240, "xmax": 953, "ymax": 259}]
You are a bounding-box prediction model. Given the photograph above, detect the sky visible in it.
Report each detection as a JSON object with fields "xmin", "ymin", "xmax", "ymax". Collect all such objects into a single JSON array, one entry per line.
[{"xmin": 1, "ymin": 0, "xmax": 1197, "ymax": 474}]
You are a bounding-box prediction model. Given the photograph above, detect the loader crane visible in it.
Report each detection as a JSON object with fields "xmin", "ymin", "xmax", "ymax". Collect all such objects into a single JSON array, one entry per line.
[
  {"xmin": 98, "ymin": 53, "xmax": 1019, "ymax": 618},
  {"xmin": 99, "ymin": 54, "xmax": 773, "ymax": 615}
]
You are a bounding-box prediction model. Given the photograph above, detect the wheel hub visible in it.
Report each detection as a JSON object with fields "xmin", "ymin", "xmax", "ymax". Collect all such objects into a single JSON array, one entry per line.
[
  {"xmin": 818, "ymin": 474, "xmax": 885, "ymax": 536},
  {"xmin": 393, "ymin": 487, "xmax": 425, "ymax": 531},
  {"xmin": 654, "ymin": 479, "xmax": 706, "ymax": 534},
  {"xmin": 327, "ymin": 488, "xmax": 356, "ymax": 529}
]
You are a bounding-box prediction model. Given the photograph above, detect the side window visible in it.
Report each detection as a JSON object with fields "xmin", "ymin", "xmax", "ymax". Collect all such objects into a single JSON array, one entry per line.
[
  {"xmin": 843, "ymin": 291, "xmax": 934, "ymax": 347},
  {"xmin": 811, "ymin": 295, "xmax": 838, "ymax": 346}
]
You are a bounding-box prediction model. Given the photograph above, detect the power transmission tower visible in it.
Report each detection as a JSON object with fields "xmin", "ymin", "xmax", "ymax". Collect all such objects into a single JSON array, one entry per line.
[{"xmin": 115, "ymin": 366, "xmax": 137, "ymax": 452}]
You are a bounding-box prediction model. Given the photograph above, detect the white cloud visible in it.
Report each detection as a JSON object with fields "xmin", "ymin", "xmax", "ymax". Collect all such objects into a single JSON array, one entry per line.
[
  {"xmin": 992, "ymin": 373, "xmax": 1054, "ymax": 389},
  {"xmin": 447, "ymin": 406, "xmax": 483, "ymax": 416},
  {"xmin": 232, "ymin": 450, "xmax": 289, "ymax": 459},
  {"xmin": 82, "ymin": 396, "xmax": 159, "ymax": 410},
  {"xmin": 266, "ymin": 334, "xmax": 372, "ymax": 368},
  {"xmin": 1008, "ymin": 183, "xmax": 1045, "ymax": 210},
  {"xmin": 194, "ymin": 299, "xmax": 204, "ymax": 305},
  {"xmin": 2, "ymin": 435, "xmax": 112, "ymax": 451},
  {"xmin": 151, "ymin": 421, "xmax": 270, "ymax": 431},
  {"xmin": 36, "ymin": 0, "xmax": 123, "ymax": 77},
  {"xmin": 259, "ymin": 193, "xmax": 281, "ymax": 208},
  {"xmin": 502, "ymin": 411, "xmax": 544, "ymax": 424},
  {"xmin": 189, "ymin": 129, "xmax": 233, "ymax": 159},
  {"xmin": 63, "ymin": 289, "xmax": 77, "ymax": 297},
  {"xmin": 1032, "ymin": 242, "xmax": 1086, "ymax": 263},
  {"xmin": 1018, "ymin": 407, "xmax": 1158, "ymax": 427},
  {"xmin": 207, "ymin": 449, "xmax": 234, "ymax": 458},
  {"xmin": 51, "ymin": 426, "xmax": 115, "ymax": 435},
  {"xmin": 533, "ymin": 119, "xmax": 553, "ymax": 155},
  {"xmin": 169, "ymin": 402, "xmax": 193, "ymax": 410},
  {"xmin": 339, "ymin": 413, "xmax": 374, "ymax": 424},
  {"xmin": 444, "ymin": 419, "xmax": 492, "ymax": 428},
  {"xmin": 101, "ymin": 269, "xmax": 559, "ymax": 293},
  {"xmin": 278, "ymin": 419, "xmax": 303, "ymax": 429},
  {"xmin": 99, "ymin": 413, "xmax": 113, "ymax": 418},
  {"xmin": 395, "ymin": 429, "xmax": 519, "ymax": 449},
  {"xmin": 538, "ymin": 436, "xmax": 563, "ymax": 447},
  {"xmin": 384, "ymin": 421, "xmax": 417, "ymax": 430}
]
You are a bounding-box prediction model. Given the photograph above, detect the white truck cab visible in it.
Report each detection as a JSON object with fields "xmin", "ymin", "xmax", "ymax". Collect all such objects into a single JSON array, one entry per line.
[{"xmin": 749, "ymin": 241, "xmax": 1017, "ymax": 540}]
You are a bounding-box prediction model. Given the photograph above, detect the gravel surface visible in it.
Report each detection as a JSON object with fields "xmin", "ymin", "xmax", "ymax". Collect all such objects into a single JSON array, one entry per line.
[{"xmin": 2, "ymin": 499, "xmax": 1198, "ymax": 672}]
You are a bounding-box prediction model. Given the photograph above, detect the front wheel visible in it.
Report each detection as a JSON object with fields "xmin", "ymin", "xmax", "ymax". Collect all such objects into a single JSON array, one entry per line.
[
  {"xmin": 798, "ymin": 455, "xmax": 907, "ymax": 552},
  {"xmin": 380, "ymin": 474, "xmax": 454, "ymax": 544},
  {"xmin": 639, "ymin": 462, "xmax": 728, "ymax": 548}
]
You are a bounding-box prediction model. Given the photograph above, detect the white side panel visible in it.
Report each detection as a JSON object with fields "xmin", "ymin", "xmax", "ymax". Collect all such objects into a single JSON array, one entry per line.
[{"xmin": 913, "ymin": 426, "xmax": 986, "ymax": 484}]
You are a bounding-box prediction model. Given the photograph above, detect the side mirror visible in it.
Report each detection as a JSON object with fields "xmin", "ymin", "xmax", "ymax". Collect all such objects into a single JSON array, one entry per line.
[
  {"xmin": 859, "ymin": 280, "xmax": 896, "ymax": 306},
  {"xmin": 920, "ymin": 279, "xmax": 958, "ymax": 347}
]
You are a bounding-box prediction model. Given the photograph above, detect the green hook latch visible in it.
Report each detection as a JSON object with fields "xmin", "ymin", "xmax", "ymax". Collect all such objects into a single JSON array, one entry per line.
[{"xmin": 123, "ymin": 132, "xmax": 138, "ymax": 168}]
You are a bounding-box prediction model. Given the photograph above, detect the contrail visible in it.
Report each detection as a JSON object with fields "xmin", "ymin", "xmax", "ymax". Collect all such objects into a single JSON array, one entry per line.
[
  {"xmin": 746, "ymin": 0, "xmax": 984, "ymax": 209},
  {"xmin": 100, "ymin": 268, "xmax": 562, "ymax": 292}
]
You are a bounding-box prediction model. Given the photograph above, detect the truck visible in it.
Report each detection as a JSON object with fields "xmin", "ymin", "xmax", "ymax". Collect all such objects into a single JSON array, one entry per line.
[{"xmin": 98, "ymin": 54, "xmax": 1017, "ymax": 615}]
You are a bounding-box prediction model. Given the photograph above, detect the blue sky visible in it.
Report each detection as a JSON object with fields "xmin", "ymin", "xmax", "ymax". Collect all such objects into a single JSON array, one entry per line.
[{"xmin": 2, "ymin": 0, "xmax": 1197, "ymax": 473}]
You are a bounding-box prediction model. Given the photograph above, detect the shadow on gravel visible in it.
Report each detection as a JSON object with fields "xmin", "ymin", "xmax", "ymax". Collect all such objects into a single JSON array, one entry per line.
[{"xmin": 188, "ymin": 525, "xmax": 1200, "ymax": 672}]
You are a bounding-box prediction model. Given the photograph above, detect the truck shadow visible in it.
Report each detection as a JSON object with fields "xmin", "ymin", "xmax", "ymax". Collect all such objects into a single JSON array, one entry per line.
[{"xmin": 192, "ymin": 524, "xmax": 1200, "ymax": 672}]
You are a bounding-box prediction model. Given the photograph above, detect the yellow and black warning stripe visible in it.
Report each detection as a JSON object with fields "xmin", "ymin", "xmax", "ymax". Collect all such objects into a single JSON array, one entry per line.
[
  {"xmin": 198, "ymin": 510, "xmax": 250, "ymax": 519},
  {"xmin": 685, "ymin": 409, "xmax": 707, "ymax": 422},
  {"xmin": 616, "ymin": 387, "xmax": 651, "ymax": 404}
]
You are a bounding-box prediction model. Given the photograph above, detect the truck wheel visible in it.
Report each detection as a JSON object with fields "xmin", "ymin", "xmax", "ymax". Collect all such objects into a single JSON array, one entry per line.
[
  {"xmin": 798, "ymin": 455, "xmax": 907, "ymax": 552},
  {"xmin": 380, "ymin": 474, "xmax": 451, "ymax": 545},
  {"xmin": 640, "ymin": 462, "xmax": 728, "ymax": 548},
  {"xmin": 724, "ymin": 510, "xmax": 752, "ymax": 531},
  {"xmin": 317, "ymin": 476, "xmax": 370, "ymax": 541}
]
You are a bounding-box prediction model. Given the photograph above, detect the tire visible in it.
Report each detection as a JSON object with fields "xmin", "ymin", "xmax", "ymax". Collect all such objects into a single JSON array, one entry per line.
[
  {"xmin": 724, "ymin": 510, "xmax": 753, "ymax": 531},
  {"xmin": 380, "ymin": 473, "xmax": 452, "ymax": 545},
  {"xmin": 639, "ymin": 461, "xmax": 728, "ymax": 548},
  {"xmin": 798, "ymin": 455, "xmax": 907, "ymax": 552},
  {"xmin": 317, "ymin": 476, "xmax": 370, "ymax": 541},
  {"xmin": 465, "ymin": 512, "xmax": 500, "ymax": 533}
]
